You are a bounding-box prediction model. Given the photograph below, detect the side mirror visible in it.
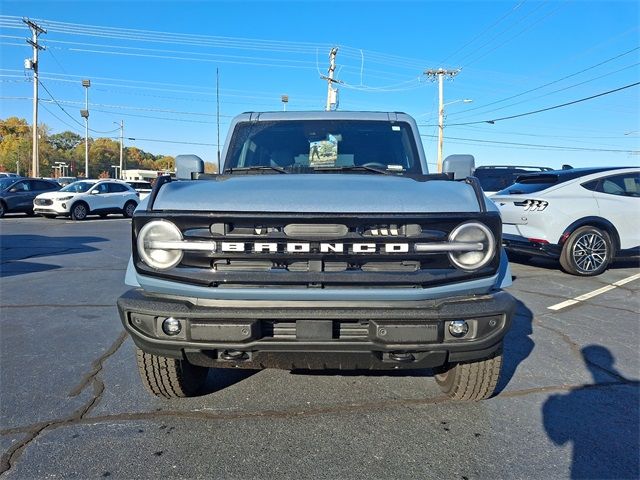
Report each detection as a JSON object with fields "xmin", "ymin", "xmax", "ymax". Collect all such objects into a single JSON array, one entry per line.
[
  {"xmin": 442, "ymin": 154, "xmax": 475, "ymax": 180},
  {"xmin": 90, "ymin": 189, "xmax": 99, "ymax": 195},
  {"xmin": 176, "ymin": 154, "xmax": 204, "ymax": 180},
  {"xmin": 9, "ymin": 188, "xmax": 17, "ymax": 193}
]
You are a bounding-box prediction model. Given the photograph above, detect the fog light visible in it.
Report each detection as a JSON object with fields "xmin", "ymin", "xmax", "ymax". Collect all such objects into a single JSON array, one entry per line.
[
  {"xmin": 448, "ymin": 320, "xmax": 469, "ymax": 337},
  {"xmin": 162, "ymin": 317, "xmax": 182, "ymax": 336}
]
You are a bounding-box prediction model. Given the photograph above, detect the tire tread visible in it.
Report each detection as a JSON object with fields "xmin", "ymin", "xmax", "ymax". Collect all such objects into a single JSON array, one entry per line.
[{"xmin": 135, "ymin": 349, "xmax": 207, "ymax": 398}]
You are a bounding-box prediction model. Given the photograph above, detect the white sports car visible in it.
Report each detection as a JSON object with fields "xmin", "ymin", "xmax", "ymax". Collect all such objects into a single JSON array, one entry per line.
[{"xmin": 492, "ymin": 167, "xmax": 640, "ymax": 276}]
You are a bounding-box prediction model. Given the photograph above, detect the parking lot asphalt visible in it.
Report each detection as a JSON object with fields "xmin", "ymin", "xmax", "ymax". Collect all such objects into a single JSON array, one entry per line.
[{"xmin": 1, "ymin": 215, "xmax": 638, "ymax": 479}]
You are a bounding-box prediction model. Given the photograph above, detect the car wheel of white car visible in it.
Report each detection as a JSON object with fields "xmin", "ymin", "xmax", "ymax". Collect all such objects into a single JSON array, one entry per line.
[
  {"xmin": 560, "ymin": 226, "xmax": 613, "ymax": 276},
  {"xmin": 70, "ymin": 202, "xmax": 89, "ymax": 221},
  {"xmin": 123, "ymin": 201, "xmax": 137, "ymax": 218}
]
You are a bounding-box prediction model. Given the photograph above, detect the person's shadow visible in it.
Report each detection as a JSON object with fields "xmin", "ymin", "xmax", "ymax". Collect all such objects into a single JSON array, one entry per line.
[{"xmin": 543, "ymin": 345, "xmax": 639, "ymax": 479}]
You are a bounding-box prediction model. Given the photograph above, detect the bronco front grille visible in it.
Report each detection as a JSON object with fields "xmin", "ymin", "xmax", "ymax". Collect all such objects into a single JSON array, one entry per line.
[{"xmin": 132, "ymin": 212, "xmax": 501, "ymax": 288}]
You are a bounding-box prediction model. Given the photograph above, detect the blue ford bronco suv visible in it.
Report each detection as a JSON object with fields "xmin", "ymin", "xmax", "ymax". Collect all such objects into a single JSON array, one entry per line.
[{"xmin": 117, "ymin": 111, "xmax": 515, "ymax": 401}]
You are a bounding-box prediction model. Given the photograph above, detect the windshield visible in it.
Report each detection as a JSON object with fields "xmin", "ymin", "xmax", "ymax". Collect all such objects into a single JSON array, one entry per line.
[
  {"xmin": 224, "ymin": 120, "xmax": 422, "ymax": 174},
  {"xmin": 0, "ymin": 178, "xmax": 16, "ymax": 190},
  {"xmin": 496, "ymin": 175, "xmax": 560, "ymax": 195},
  {"xmin": 474, "ymin": 170, "xmax": 522, "ymax": 192},
  {"xmin": 60, "ymin": 181, "xmax": 95, "ymax": 193}
]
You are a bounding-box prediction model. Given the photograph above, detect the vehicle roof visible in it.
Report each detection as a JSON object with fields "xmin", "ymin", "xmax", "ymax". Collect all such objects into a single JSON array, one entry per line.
[
  {"xmin": 514, "ymin": 166, "xmax": 632, "ymax": 183},
  {"xmin": 236, "ymin": 111, "xmax": 414, "ymax": 122},
  {"xmin": 475, "ymin": 165, "xmax": 552, "ymax": 170}
]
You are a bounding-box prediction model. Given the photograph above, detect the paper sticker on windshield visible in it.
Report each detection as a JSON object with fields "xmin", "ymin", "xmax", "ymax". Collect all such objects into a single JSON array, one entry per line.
[{"xmin": 309, "ymin": 134, "xmax": 338, "ymax": 166}]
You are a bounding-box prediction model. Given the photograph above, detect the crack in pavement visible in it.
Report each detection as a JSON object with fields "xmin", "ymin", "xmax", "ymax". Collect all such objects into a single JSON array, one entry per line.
[
  {"xmin": 1, "ymin": 377, "xmax": 637, "ymax": 448},
  {"xmin": 533, "ymin": 313, "xmax": 636, "ymax": 384},
  {"xmin": 0, "ymin": 331, "xmax": 127, "ymax": 475}
]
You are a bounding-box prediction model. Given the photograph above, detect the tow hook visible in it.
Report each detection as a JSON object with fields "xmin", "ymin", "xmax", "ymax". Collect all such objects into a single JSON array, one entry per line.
[
  {"xmin": 220, "ymin": 350, "xmax": 249, "ymax": 361},
  {"xmin": 389, "ymin": 351, "xmax": 415, "ymax": 362}
]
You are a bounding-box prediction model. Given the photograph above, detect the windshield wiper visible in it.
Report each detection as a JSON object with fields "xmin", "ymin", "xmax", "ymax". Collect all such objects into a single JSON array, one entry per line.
[
  {"xmin": 312, "ymin": 165, "xmax": 395, "ymax": 175},
  {"xmin": 224, "ymin": 166, "xmax": 288, "ymax": 174}
]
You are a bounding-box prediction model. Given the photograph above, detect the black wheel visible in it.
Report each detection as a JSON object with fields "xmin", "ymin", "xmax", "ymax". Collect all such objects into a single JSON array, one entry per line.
[
  {"xmin": 560, "ymin": 226, "xmax": 612, "ymax": 276},
  {"xmin": 136, "ymin": 349, "xmax": 208, "ymax": 398},
  {"xmin": 435, "ymin": 345, "xmax": 503, "ymax": 401},
  {"xmin": 70, "ymin": 202, "xmax": 89, "ymax": 221},
  {"xmin": 123, "ymin": 201, "xmax": 137, "ymax": 218},
  {"xmin": 0, "ymin": 201, "xmax": 6, "ymax": 218}
]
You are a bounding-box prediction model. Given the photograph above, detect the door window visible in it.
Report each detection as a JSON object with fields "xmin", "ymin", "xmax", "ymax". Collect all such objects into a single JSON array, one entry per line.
[{"xmin": 595, "ymin": 173, "xmax": 640, "ymax": 197}]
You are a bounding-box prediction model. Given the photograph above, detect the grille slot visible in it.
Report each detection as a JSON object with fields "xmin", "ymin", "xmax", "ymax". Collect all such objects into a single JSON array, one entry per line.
[{"xmin": 266, "ymin": 321, "xmax": 369, "ymax": 340}]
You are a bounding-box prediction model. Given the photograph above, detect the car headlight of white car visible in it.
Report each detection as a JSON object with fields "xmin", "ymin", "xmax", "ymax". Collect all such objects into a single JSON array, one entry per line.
[{"xmin": 447, "ymin": 222, "xmax": 496, "ymax": 271}]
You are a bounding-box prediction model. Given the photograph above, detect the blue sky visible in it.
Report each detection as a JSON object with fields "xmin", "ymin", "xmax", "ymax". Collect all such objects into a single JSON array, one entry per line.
[{"xmin": 1, "ymin": 0, "xmax": 639, "ymax": 170}]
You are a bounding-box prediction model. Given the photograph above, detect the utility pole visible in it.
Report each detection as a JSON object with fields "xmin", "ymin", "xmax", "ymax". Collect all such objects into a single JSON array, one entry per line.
[
  {"xmin": 80, "ymin": 79, "xmax": 90, "ymax": 177},
  {"xmin": 321, "ymin": 47, "xmax": 341, "ymax": 111},
  {"xmin": 23, "ymin": 18, "xmax": 46, "ymax": 178},
  {"xmin": 118, "ymin": 120, "xmax": 124, "ymax": 179},
  {"xmin": 216, "ymin": 67, "xmax": 221, "ymax": 171},
  {"xmin": 424, "ymin": 68, "xmax": 460, "ymax": 172}
]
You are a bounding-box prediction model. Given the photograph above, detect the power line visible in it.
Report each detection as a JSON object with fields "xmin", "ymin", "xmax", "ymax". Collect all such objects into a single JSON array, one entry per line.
[
  {"xmin": 419, "ymin": 81, "xmax": 640, "ymax": 127},
  {"xmin": 448, "ymin": 46, "xmax": 640, "ymax": 118},
  {"xmin": 419, "ymin": 133, "xmax": 639, "ymax": 154},
  {"xmin": 125, "ymin": 136, "xmax": 219, "ymax": 147},
  {"xmin": 439, "ymin": 0, "xmax": 528, "ymax": 65},
  {"xmin": 459, "ymin": 1, "xmax": 568, "ymax": 68}
]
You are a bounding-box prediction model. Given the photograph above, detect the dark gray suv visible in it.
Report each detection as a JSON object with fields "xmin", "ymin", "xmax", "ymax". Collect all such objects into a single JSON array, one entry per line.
[{"xmin": 0, "ymin": 177, "xmax": 60, "ymax": 217}]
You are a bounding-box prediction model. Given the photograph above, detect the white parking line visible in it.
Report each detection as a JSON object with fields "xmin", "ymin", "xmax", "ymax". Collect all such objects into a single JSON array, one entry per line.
[{"xmin": 548, "ymin": 272, "xmax": 640, "ymax": 311}]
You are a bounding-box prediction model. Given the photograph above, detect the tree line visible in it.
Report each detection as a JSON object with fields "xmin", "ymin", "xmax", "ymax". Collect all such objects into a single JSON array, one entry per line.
[{"xmin": 0, "ymin": 117, "xmax": 176, "ymax": 177}]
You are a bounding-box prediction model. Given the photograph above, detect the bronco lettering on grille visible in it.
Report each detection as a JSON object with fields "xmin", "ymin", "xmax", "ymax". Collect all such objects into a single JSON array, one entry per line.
[{"xmin": 219, "ymin": 242, "xmax": 409, "ymax": 253}]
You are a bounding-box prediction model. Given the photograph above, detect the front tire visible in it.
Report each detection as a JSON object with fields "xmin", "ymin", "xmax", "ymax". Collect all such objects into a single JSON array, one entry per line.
[
  {"xmin": 136, "ymin": 349, "xmax": 208, "ymax": 398},
  {"xmin": 123, "ymin": 201, "xmax": 137, "ymax": 218},
  {"xmin": 435, "ymin": 345, "xmax": 503, "ymax": 401},
  {"xmin": 70, "ymin": 202, "xmax": 89, "ymax": 221},
  {"xmin": 560, "ymin": 226, "xmax": 612, "ymax": 276}
]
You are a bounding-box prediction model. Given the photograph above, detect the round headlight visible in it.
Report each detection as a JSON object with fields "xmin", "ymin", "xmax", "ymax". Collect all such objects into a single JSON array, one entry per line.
[
  {"xmin": 137, "ymin": 220, "xmax": 183, "ymax": 270},
  {"xmin": 448, "ymin": 222, "xmax": 496, "ymax": 271}
]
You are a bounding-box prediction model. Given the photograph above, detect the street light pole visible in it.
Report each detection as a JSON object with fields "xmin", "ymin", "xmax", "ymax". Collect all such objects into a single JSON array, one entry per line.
[
  {"xmin": 118, "ymin": 120, "xmax": 124, "ymax": 179},
  {"xmin": 80, "ymin": 79, "xmax": 90, "ymax": 178}
]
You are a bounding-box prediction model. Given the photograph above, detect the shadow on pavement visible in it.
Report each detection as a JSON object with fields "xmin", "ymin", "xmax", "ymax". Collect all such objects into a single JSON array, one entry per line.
[
  {"xmin": 496, "ymin": 299, "xmax": 534, "ymax": 394},
  {"xmin": 543, "ymin": 345, "xmax": 639, "ymax": 479},
  {"xmin": 0, "ymin": 234, "xmax": 108, "ymax": 278},
  {"xmin": 200, "ymin": 368, "xmax": 258, "ymax": 396}
]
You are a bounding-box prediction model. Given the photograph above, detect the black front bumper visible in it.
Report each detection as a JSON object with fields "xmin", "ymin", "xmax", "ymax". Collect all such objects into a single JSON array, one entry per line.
[
  {"xmin": 117, "ymin": 289, "xmax": 516, "ymax": 370},
  {"xmin": 502, "ymin": 233, "xmax": 562, "ymax": 259}
]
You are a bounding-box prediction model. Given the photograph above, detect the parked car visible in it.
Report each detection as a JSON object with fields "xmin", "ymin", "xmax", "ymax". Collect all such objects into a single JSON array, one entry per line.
[
  {"xmin": 126, "ymin": 180, "xmax": 153, "ymax": 200},
  {"xmin": 474, "ymin": 165, "xmax": 553, "ymax": 196},
  {"xmin": 492, "ymin": 167, "xmax": 640, "ymax": 276},
  {"xmin": 0, "ymin": 172, "xmax": 21, "ymax": 178},
  {"xmin": 33, "ymin": 179, "xmax": 139, "ymax": 220},
  {"xmin": 56, "ymin": 176, "xmax": 78, "ymax": 187},
  {"xmin": 0, "ymin": 177, "xmax": 60, "ymax": 217}
]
